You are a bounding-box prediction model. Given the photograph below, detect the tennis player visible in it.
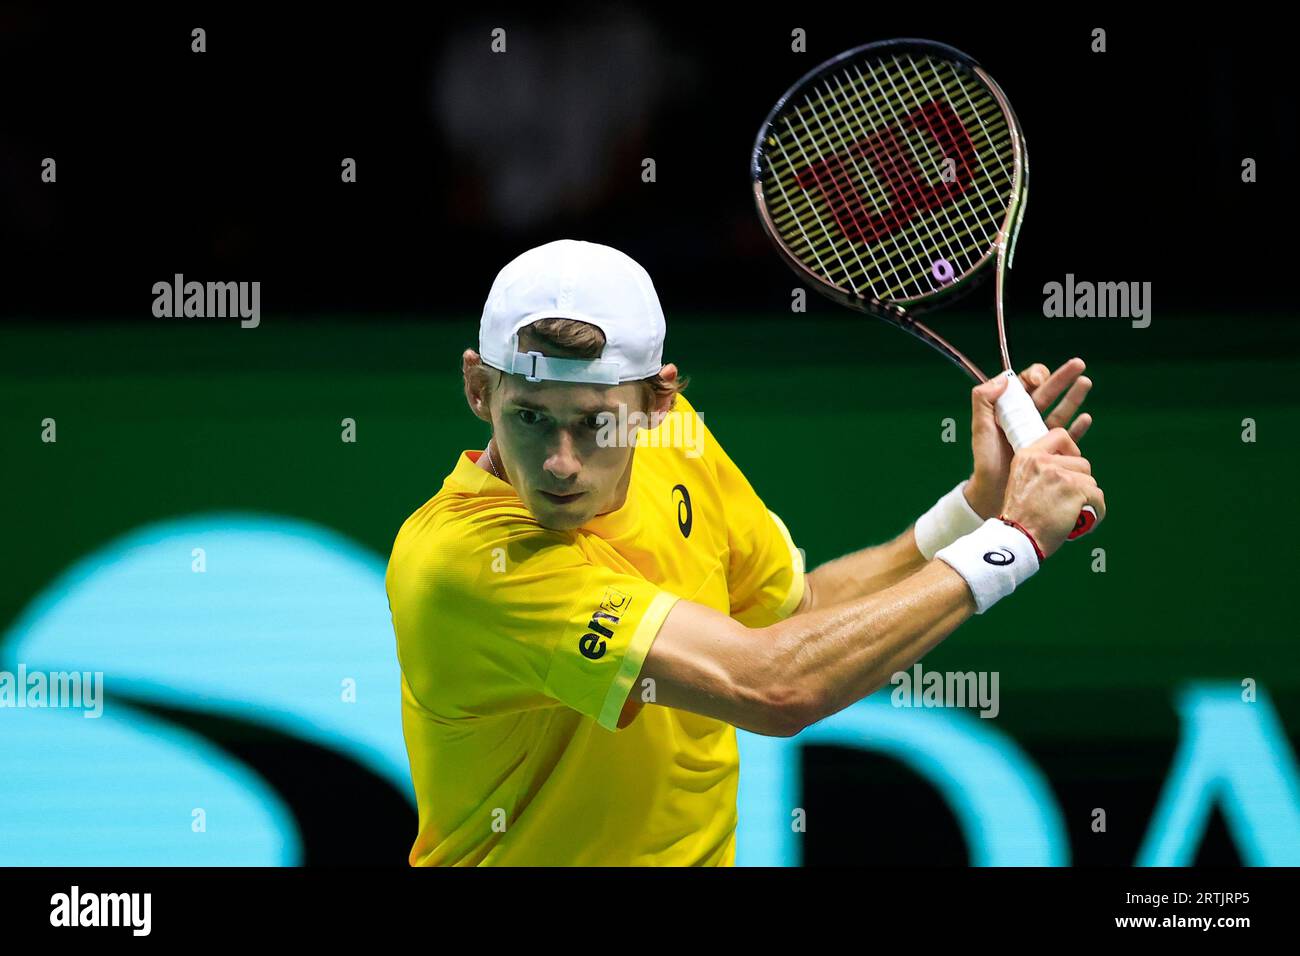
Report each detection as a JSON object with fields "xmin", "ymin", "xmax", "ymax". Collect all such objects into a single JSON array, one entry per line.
[{"xmin": 386, "ymin": 239, "xmax": 1105, "ymax": 866}]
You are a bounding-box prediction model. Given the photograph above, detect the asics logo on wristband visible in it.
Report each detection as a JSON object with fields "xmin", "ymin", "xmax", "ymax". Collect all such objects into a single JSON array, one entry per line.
[{"xmin": 983, "ymin": 549, "xmax": 1015, "ymax": 566}]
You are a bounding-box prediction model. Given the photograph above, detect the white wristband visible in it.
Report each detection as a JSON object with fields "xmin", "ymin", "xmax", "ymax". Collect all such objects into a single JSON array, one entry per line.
[
  {"xmin": 935, "ymin": 518, "xmax": 1040, "ymax": 614},
  {"xmin": 914, "ymin": 480, "xmax": 986, "ymax": 561}
]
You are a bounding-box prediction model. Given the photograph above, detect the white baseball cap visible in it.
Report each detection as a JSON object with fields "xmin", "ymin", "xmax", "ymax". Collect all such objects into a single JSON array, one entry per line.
[{"xmin": 479, "ymin": 239, "xmax": 666, "ymax": 385}]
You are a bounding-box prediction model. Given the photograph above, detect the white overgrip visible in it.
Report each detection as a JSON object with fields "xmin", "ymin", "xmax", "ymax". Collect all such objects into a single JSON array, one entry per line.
[{"xmin": 994, "ymin": 370, "xmax": 1047, "ymax": 452}]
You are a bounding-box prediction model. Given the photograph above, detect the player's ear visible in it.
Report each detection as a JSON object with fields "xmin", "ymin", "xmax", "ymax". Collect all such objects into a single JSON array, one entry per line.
[
  {"xmin": 648, "ymin": 363, "xmax": 680, "ymax": 425},
  {"xmin": 463, "ymin": 349, "xmax": 494, "ymax": 423},
  {"xmin": 643, "ymin": 391, "xmax": 667, "ymax": 431}
]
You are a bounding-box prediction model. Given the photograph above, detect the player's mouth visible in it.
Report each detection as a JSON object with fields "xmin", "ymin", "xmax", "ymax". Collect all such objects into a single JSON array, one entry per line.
[{"xmin": 540, "ymin": 490, "xmax": 585, "ymax": 505}]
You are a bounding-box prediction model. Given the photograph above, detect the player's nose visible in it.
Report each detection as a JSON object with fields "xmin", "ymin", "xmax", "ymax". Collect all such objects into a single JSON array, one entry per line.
[{"xmin": 543, "ymin": 431, "xmax": 582, "ymax": 481}]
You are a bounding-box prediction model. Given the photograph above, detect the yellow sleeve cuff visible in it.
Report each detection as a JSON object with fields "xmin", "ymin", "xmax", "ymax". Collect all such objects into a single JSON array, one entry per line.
[
  {"xmin": 768, "ymin": 510, "xmax": 806, "ymax": 621},
  {"xmin": 596, "ymin": 590, "xmax": 682, "ymax": 731}
]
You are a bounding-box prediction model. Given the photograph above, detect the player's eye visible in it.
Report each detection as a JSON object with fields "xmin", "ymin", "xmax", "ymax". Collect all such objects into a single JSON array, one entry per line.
[
  {"xmin": 517, "ymin": 409, "xmax": 544, "ymax": 426},
  {"xmin": 584, "ymin": 414, "xmax": 603, "ymax": 430}
]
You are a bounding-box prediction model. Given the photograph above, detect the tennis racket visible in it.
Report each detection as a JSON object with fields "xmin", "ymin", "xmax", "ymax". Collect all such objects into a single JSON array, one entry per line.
[{"xmin": 752, "ymin": 37, "xmax": 1096, "ymax": 540}]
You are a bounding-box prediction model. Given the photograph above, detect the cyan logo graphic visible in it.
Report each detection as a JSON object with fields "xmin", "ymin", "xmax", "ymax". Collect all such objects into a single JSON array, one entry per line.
[
  {"xmin": 735, "ymin": 686, "xmax": 1300, "ymax": 866},
  {"xmin": 0, "ymin": 514, "xmax": 413, "ymax": 865},
  {"xmin": 4, "ymin": 517, "xmax": 1297, "ymax": 867}
]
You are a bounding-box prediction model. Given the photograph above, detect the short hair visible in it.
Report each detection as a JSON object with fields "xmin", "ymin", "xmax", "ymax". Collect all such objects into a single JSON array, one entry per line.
[{"xmin": 469, "ymin": 317, "xmax": 687, "ymax": 414}]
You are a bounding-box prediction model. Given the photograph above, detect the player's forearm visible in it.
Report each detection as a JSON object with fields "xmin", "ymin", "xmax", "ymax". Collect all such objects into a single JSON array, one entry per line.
[
  {"xmin": 803, "ymin": 475, "xmax": 1000, "ymax": 612},
  {"xmin": 804, "ymin": 529, "xmax": 929, "ymax": 609},
  {"xmin": 763, "ymin": 560, "xmax": 976, "ymax": 730}
]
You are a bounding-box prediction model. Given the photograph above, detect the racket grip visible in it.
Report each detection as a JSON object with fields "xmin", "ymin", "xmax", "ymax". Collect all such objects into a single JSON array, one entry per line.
[{"xmin": 994, "ymin": 370, "xmax": 1097, "ymax": 541}]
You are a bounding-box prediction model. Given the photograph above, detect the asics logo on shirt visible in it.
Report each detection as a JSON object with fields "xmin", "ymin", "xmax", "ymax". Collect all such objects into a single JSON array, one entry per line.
[{"xmin": 672, "ymin": 484, "xmax": 693, "ymax": 538}]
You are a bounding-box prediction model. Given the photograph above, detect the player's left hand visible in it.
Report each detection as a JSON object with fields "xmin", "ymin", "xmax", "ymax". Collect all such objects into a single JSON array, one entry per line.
[{"xmin": 965, "ymin": 357, "xmax": 1094, "ymax": 520}]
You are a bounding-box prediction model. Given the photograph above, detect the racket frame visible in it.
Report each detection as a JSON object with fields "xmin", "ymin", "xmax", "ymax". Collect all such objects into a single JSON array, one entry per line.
[{"xmin": 751, "ymin": 38, "xmax": 1028, "ymax": 384}]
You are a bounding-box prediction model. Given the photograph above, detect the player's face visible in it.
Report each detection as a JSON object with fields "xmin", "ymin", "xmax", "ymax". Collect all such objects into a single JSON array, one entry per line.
[{"xmin": 493, "ymin": 377, "xmax": 648, "ymax": 531}]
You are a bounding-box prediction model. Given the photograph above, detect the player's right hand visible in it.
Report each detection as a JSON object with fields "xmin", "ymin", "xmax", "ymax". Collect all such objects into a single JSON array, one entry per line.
[{"xmin": 1000, "ymin": 428, "xmax": 1106, "ymax": 559}]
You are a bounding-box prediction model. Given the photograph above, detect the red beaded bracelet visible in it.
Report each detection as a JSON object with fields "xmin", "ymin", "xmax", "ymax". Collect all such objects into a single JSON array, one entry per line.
[{"xmin": 999, "ymin": 515, "xmax": 1046, "ymax": 562}]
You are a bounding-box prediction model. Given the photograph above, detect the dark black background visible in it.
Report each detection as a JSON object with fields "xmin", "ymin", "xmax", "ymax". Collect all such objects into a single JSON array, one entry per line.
[{"xmin": 1, "ymin": 4, "xmax": 1294, "ymax": 319}]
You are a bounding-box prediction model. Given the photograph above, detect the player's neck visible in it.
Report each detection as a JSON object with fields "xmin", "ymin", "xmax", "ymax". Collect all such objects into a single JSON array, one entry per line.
[
  {"xmin": 602, "ymin": 450, "xmax": 635, "ymax": 515},
  {"xmin": 476, "ymin": 440, "xmax": 508, "ymax": 482}
]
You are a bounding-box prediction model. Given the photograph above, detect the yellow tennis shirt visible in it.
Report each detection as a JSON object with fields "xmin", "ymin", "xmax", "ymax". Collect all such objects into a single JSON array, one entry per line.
[{"xmin": 386, "ymin": 394, "xmax": 805, "ymax": 865}]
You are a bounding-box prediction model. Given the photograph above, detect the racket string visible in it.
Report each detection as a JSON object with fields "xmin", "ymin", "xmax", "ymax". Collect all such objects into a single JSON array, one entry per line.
[
  {"xmin": 810, "ymin": 75, "xmax": 943, "ymax": 295},
  {"xmin": 770, "ymin": 112, "xmax": 863, "ymax": 294},
  {"xmin": 831, "ymin": 68, "xmax": 948, "ymax": 294},
  {"xmin": 857, "ymin": 59, "xmax": 976, "ymax": 282},
  {"xmin": 760, "ymin": 51, "xmax": 1018, "ymax": 301}
]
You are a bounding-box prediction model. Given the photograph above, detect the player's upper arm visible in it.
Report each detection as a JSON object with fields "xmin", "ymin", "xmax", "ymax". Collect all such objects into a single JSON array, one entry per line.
[{"xmin": 627, "ymin": 597, "xmax": 809, "ymax": 737}]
